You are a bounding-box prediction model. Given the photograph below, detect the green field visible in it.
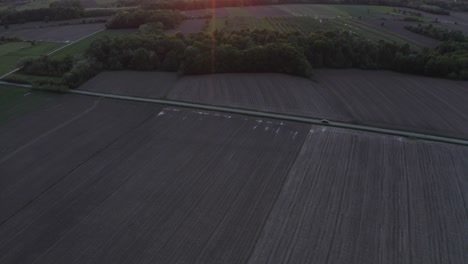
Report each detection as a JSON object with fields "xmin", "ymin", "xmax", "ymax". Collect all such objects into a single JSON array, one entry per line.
[
  {"xmin": 14, "ymin": 0, "xmax": 55, "ymax": 10},
  {"xmin": 224, "ymin": 17, "xmax": 274, "ymax": 31},
  {"xmin": 206, "ymin": 18, "xmax": 227, "ymax": 31},
  {"xmin": 0, "ymin": 29, "xmax": 135, "ymax": 85},
  {"xmin": 0, "ymin": 41, "xmax": 63, "ymax": 76},
  {"xmin": 206, "ymin": 15, "xmax": 416, "ymax": 47},
  {"xmin": 266, "ymin": 17, "xmax": 338, "ymax": 33},
  {"xmin": 0, "ymin": 85, "xmax": 51, "ymax": 124},
  {"xmin": 226, "ymin": 7, "xmax": 251, "ymax": 17},
  {"xmin": 0, "ymin": 29, "xmax": 134, "ymax": 86},
  {"xmin": 51, "ymin": 29, "xmax": 136, "ymax": 58},
  {"xmin": 331, "ymin": 5, "xmax": 393, "ymax": 18},
  {"xmin": 341, "ymin": 18, "xmax": 423, "ymax": 48}
]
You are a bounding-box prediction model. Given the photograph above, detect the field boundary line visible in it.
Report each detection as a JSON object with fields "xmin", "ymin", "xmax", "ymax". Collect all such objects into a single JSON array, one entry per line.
[
  {"xmin": 47, "ymin": 28, "xmax": 105, "ymax": 56},
  {"xmin": 69, "ymin": 89, "xmax": 468, "ymax": 147},
  {"xmin": 0, "ymin": 68, "xmax": 22, "ymax": 80}
]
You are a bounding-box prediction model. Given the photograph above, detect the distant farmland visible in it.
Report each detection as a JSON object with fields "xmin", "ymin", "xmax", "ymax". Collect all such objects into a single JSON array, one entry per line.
[
  {"xmin": 0, "ymin": 41, "xmax": 63, "ymax": 76},
  {"xmin": 182, "ymin": 4, "xmax": 453, "ymax": 47},
  {"xmin": 0, "ymin": 23, "xmax": 105, "ymax": 43},
  {"xmin": 166, "ymin": 70, "xmax": 468, "ymax": 139},
  {"xmin": 0, "ymin": 90, "xmax": 466, "ymax": 263},
  {"xmin": 78, "ymin": 70, "xmax": 468, "ymax": 139}
]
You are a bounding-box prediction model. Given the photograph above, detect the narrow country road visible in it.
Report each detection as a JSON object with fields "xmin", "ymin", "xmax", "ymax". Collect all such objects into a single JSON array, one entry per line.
[
  {"xmin": 69, "ymin": 89, "xmax": 468, "ymax": 147},
  {"xmin": 1, "ymin": 82, "xmax": 467, "ymax": 146}
]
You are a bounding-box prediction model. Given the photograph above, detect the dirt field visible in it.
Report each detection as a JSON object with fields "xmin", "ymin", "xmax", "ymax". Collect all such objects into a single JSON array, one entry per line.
[
  {"xmin": 363, "ymin": 20, "xmax": 441, "ymax": 47},
  {"xmin": 168, "ymin": 73, "xmax": 346, "ymax": 120},
  {"xmin": 183, "ymin": 8, "xmax": 230, "ymax": 18},
  {"xmin": 0, "ymin": 91, "xmax": 466, "ymax": 263},
  {"xmin": 166, "ymin": 70, "xmax": 468, "ymax": 138},
  {"xmin": 165, "ymin": 19, "xmax": 207, "ymax": 34},
  {"xmin": 0, "ymin": 23, "xmax": 105, "ymax": 43},
  {"xmin": 80, "ymin": 0, "xmax": 98, "ymax": 8},
  {"xmin": 248, "ymin": 127, "xmax": 468, "ymax": 264},
  {"xmin": 79, "ymin": 71, "xmax": 178, "ymax": 98},
  {"xmin": 436, "ymin": 20, "xmax": 468, "ymax": 34}
]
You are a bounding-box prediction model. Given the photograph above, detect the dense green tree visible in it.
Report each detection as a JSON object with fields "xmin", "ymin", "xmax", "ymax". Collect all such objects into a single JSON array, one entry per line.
[{"xmin": 129, "ymin": 48, "xmax": 160, "ymax": 70}]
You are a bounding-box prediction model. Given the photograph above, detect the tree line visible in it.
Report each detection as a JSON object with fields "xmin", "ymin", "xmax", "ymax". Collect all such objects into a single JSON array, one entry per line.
[
  {"xmin": 405, "ymin": 24, "xmax": 467, "ymax": 42},
  {"xmin": 105, "ymin": 10, "xmax": 185, "ymax": 29},
  {"xmin": 0, "ymin": 1, "xmax": 84, "ymax": 26},
  {"xmin": 19, "ymin": 29, "xmax": 468, "ymax": 90}
]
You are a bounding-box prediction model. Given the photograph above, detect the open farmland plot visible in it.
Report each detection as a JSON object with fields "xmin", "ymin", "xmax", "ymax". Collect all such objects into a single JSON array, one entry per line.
[
  {"xmin": 0, "ymin": 23, "xmax": 105, "ymax": 43},
  {"xmin": 50, "ymin": 29, "xmax": 135, "ymax": 58},
  {"xmin": 363, "ymin": 20, "xmax": 441, "ymax": 47},
  {"xmin": 248, "ymin": 127, "xmax": 468, "ymax": 264},
  {"xmin": 80, "ymin": 0, "xmax": 98, "ymax": 8},
  {"xmin": 0, "ymin": 90, "xmax": 466, "ymax": 263},
  {"xmin": 243, "ymin": 5, "xmax": 290, "ymax": 17},
  {"xmin": 0, "ymin": 94, "xmax": 308, "ymax": 263},
  {"xmin": 79, "ymin": 71, "xmax": 178, "ymax": 98},
  {"xmin": 0, "ymin": 41, "xmax": 63, "ymax": 76},
  {"xmin": 141, "ymin": 72, "xmax": 348, "ymax": 121},
  {"xmin": 266, "ymin": 16, "xmax": 338, "ymax": 33},
  {"xmin": 166, "ymin": 70, "xmax": 468, "ymax": 139},
  {"xmin": 0, "ymin": 95, "xmax": 164, "ymax": 226},
  {"xmin": 0, "ymin": 85, "xmax": 52, "ymax": 123},
  {"xmin": 226, "ymin": 7, "xmax": 251, "ymax": 17},
  {"xmin": 336, "ymin": 18, "xmax": 427, "ymax": 47},
  {"xmin": 223, "ymin": 17, "xmax": 274, "ymax": 31},
  {"xmin": 331, "ymin": 4, "xmax": 394, "ymax": 18}
]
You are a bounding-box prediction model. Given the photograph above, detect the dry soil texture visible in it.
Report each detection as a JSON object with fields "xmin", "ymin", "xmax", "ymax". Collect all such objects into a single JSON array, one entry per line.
[
  {"xmin": 0, "ymin": 91, "xmax": 466, "ymax": 263},
  {"xmin": 1, "ymin": 23, "xmax": 105, "ymax": 42},
  {"xmin": 79, "ymin": 71, "xmax": 178, "ymax": 98},
  {"xmin": 168, "ymin": 73, "xmax": 347, "ymax": 120},
  {"xmin": 248, "ymin": 127, "xmax": 468, "ymax": 264},
  {"xmin": 0, "ymin": 93, "xmax": 307, "ymax": 263},
  {"xmin": 363, "ymin": 20, "xmax": 441, "ymax": 47},
  {"xmin": 167, "ymin": 70, "xmax": 468, "ymax": 139}
]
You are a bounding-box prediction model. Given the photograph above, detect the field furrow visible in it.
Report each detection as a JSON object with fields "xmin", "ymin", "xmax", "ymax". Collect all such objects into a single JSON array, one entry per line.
[{"xmin": 248, "ymin": 127, "xmax": 468, "ymax": 264}]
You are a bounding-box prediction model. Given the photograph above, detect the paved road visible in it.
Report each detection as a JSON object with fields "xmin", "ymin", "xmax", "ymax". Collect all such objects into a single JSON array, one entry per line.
[{"xmin": 69, "ymin": 90, "xmax": 468, "ymax": 147}]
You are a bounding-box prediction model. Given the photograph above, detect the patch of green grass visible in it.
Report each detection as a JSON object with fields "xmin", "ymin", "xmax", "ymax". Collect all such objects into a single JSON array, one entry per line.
[
  {"xmin": 0, "ymin": 42, "xmax": 31, "ymax": 56},
  {"xmin": 206, "ymin": 18, "xmax": 227, "ymax": 31},
  {"xmin": 332, "ymin": 5, "xmax": 394, "ymax": 18},
  {"xmin": 15, "ymin": 0, "xmax": 55, "ymax": 10},
  {"xmin": 51, "ymin": 29, "xmax": 136, "ymax": 58},
  {"xmin": 0, "ymin": 85, "xmax": 51, "ymax": 123},
  {"xmin": 223, "ymin": 17, "xmax": 274, "ymax": 31},
  {"xmin": 226, "ymin": 7, "xmax": 251, "ymax": 17},
  {"xmin": 344, "ymin": 18, "xmax": 423, "ymax": 48},
  {"xmin": 0, "ymin": 41, "xmax": 63, "ymax": 76}
]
